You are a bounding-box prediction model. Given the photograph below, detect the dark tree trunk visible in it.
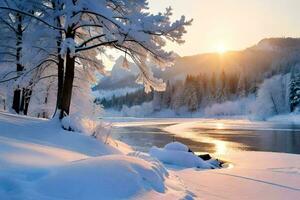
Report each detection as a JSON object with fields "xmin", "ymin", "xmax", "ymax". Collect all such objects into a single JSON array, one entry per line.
[
  {"xmin": 59, "ymin": 51, "xmax": 75, "ymax": 119},
  {"xmin": 56, "ymin": 54, "xmax": 64, "ymax": 111},
  {"xmin": 23, "ymin": 88, "xmax": 32, "ymax": 115},
  {"xmin": 12, "ymin": 14, "xmax": 24, "ymax": 114},
  {"xmin": 20, "ymin": 88, "xmax": 25, "ymax": 113},
  {"xmin": 59, "ymin": 27, "xmax": 75, "ymax": 119},
  {"xmin": 53, "ymin": 12, "xmax": 64, "ymax": 116},
  {"xmin": 12, "ymin": 89, "xmax": 21, "ymax": 113}
]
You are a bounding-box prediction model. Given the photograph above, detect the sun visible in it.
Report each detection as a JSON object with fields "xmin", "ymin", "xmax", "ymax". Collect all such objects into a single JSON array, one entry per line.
[
  {"xmin": 215, "ymin": 43, "xmax": 227, "ymax": 54},
  {"xmin": 216, "ymin": 43, "xmax": 227, "ymax": 54}
]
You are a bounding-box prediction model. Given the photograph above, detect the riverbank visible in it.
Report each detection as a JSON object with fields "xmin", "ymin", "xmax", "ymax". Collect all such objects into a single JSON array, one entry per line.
[{"xmin": 0, "ymin": 113, "xmax": 299, "ymax": 199}]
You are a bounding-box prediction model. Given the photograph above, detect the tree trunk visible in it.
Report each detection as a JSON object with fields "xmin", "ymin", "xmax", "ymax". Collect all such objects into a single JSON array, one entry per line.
[
  {"xmin": 23, "ymin": 88, "xmax": 32, "ymax": 115},
  {"xmin": 12, "ymin": 88, "xmax": 21, "ymax": 113},
  {"xmin": 3, "ymin": 99, "xmax": 6, "ymax": 111},
  {"xmin": 54, "ymin": 13, "xmax": 64, "ymax": 117},
  {"xmin": 59, "ymin": 51, "xmax": 75, "ymax": 119},
  {"xmin": 12, "ymin": 14, "xmax": 24, "ymax": 114},
  {"xmin": 56, "ymin": 54, "xmax": 64, "ymax": 111},
  {"xmin": 20, "ymin": 88, "xmax": 25, "ymax": 113}
]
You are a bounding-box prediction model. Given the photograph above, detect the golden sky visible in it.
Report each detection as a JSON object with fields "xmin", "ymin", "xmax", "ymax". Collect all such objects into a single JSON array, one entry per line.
[{"xmin": 149, "ymin": 0, "xmax": 300, "ymax": 56}]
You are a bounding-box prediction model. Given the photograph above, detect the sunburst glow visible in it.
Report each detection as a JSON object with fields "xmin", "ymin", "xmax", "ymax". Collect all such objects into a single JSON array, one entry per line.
[{"xmin": 216, "ymin": 43, "xmax": 227, "ymax": 54}]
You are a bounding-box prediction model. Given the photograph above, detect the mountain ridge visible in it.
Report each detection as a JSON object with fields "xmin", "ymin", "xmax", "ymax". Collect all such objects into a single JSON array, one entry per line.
[{"xmin": 94, "ymin": 37, "xmax": 300, "ymax": 91}]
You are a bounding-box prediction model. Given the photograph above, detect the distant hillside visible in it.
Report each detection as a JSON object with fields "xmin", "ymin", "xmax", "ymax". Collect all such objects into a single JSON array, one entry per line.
[{"xmin": 94, "ymin": 37, "xmax": 300, "ymax": 92}]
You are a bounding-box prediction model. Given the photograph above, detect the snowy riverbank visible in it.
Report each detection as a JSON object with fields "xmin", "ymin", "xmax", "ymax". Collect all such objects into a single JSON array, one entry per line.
[{"xmin": 0, "ymin": 113, "xmax": 299, "ymax": 199}]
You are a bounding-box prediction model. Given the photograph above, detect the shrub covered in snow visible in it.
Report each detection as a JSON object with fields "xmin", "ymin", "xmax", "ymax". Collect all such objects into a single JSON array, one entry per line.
[
  {"xmin": 61, "ymin": 114, "xmax": 112, "ymax": 142},
  {"xmin": 204, "ymin": 96, "xmax": 254, "ymax": 116},
  {"xmin": 121, "ymin": 102, "xmax": 154, "ymax": 117}
]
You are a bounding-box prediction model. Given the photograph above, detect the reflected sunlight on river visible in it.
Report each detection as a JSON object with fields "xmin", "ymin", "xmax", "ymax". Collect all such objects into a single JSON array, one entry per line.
[{"xmin": 109, "ymin": 118, "xmax": 300, "ymax": 155}]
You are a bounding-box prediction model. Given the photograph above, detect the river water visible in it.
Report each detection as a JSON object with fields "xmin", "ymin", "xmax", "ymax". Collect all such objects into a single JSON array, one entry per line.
[{"xmin": 107, "ymin": 118, "xmax": 300, "ymax": 156}]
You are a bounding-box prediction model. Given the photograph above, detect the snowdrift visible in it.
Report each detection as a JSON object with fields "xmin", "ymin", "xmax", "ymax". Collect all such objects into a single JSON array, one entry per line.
[
  {"xmin": 150, "ymin": 142, "xmax": 213, "ymax": 169},
  {"xmin": 37, "ymin": 155, "xmax": 167, "ymax": 199},
  {"xmin": 0, "ymin": 113, "xmax": 194, "ymax": 200}
]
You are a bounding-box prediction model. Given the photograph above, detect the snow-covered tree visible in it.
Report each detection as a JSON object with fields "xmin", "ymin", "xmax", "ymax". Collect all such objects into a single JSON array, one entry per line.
[
  {"xmin": 152, "ymin": 91, "xmax": 162, "ymax": 111},
  {"xmin": 216, "ymin": 70, "xmax": 227, "ymax": 103},
  {"xmin": 183, "ymin": 85, "xmax": 198, "ymax": 113},
  {"xmin": 161, "ymin": 81, "xmax": 172, "ymax": 108},
  {"xmin": 252, "ymin": 74, "xmax": 290, "ymax": 119},
  {"xmin": 289, "ymin": 70, "xmax": 300, "ymax": 112},
  {"xmin": 211, "ymin": 72, "xmax": 217, "ymax": 98},
  {"xmin": 237, "ymin": 69, "xmax": 249, "ymax": 98},
  {"xmin": 0, "ymin": 0, "xmax": 58, "ymax": 115},
  {"xmin": 0, "ymin": 0, "xmax": 192, "ymax": 120}
]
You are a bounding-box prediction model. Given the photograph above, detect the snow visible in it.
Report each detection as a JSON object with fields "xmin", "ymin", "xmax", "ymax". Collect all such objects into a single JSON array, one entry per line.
[
  {"xmin": 149, "ymin": 142, "xmax": 217, "ymax": 169},
  {"xmin": 0, "ymin": 113, "xmax": 193, "ymax": 200},
  {"xmin": 164, "ymin": 142, "xmax": 189, "ymax": 152},
  {"xmin": 36, "ymin": 155, "xmax": 167, "ymax": 200},
  {"xmin": 175, "ymin": 151, "xmax": 300, "ymax": 200},
  {"xmin": 204, "ymin": 96, "xmax": 254, "ymax": 117},
  {"xmin": 113, "ymin": 117, "xmax": 300, "ymax": 199},
  {"xmin": 267, "ymin": 112, "xmax": 300, "ymax": 124},
  {"xmin": 150, "ymin": 146, "xmax": 213, "ymax": 169},
  {"xmin": 1, "ymin": 112, "xmax": 300, "ymax": 199}
]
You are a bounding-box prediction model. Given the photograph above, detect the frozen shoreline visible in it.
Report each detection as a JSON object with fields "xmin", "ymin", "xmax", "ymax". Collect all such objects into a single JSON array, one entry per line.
[{"xmin": 0, "ymin": 112, "xmax": 299, "ymax": 199}]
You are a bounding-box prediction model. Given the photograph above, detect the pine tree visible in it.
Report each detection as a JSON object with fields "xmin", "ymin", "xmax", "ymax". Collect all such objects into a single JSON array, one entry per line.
[
  {"xmin": 289, "ymin": 71, "xmax": 300, "ymax": 112},
  {"xmin": 216, "ymin": 70, "xmax": 227, "ymax": 102},
  {"xmin": 183, "ymin": 85, "xmax": 198, "ymax": 113},
  {"xmin": 228, "ymin": 74, "xmax": 238, "ymax": 95},
  {"xmin": 237, "ymin": 69, "xmax": 249, "ymax": 97},
  {"xmin": 208, "ymin": 72, "xmax": 217, "ymax": 103},
  {"xmin": 152, "ymin": 91, "xmax": 163, "ymax": 111},
  {"xmin": 162, "ymin": 81, "xmax": 172, "ymax": 108}
]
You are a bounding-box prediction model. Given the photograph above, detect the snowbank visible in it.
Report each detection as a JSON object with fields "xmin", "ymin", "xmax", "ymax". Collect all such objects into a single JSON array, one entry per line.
[
  {"xmin": 150, "ymin": 142, "xmax": 213, "ymax": 169},
  {"xmin": 267, "ymin": 112, "xmax": 300, "ymax": 124},
  {"xmin": 37, "ymin": 155, "xmax": 167, "ymax": 200},
  {"xmin": 0, "ymin": 113, "xmax": 194, "ymax": 200},
  {"xmin": 164, "ymin": 141, "xmax": 189, "ymax": 152}
]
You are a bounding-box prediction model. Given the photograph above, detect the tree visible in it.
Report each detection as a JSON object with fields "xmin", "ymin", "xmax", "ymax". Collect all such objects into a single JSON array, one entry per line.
[
  {"xmin": 183, "ymin": 85, "xmax": 198, "ymax": 113},
  {"xmin": 152, "ymin": 91, "xmax": 163, "ymax": 111},
  {"xmin": 253, "ymin": 74, "xmax": 290, "ymax": 118},
  {"xmin": 209, "ymin": 72, "xmax": 217, "ymax": 102},
  {"xmin": 228, "ymin": 73, "xmax": 238, "ymax": 95},
  {"xmin": 290, "ymin": 71, "xmax": 300, "ymax": 112},
  {"xmin": 0, "ymin": 0, "xmax": 32, "ymax": 114},
  {"xmin": 0, "ymin": 1, "xmax": 192, "ymax": 120},
  {"xmin": 0, "ymin": 0, "xmax": 58, "ymax": 115},
  {"xmin": 237, "ymin": 69, "xmax": 249, "ymax": 97},
  {"xmin": 162, "ymin": 81, "xmax": 172, "ymax": 108},
  {"xmin": 216, "ymin": 70, "xmax": 227, "ymax": 102}
]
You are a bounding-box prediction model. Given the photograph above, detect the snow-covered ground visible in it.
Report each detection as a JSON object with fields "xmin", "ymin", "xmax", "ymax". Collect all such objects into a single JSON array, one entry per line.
[
  {"xmin": 1, "ymin": 112, "xmax": 300, "ymax": 199},
  {"xmin": 176, "ymin": 151, "xmax": 300, "ymax": 200},
  {"xmin": 0, "ymin": 113, "xmax": 193, "ymax": 199}
]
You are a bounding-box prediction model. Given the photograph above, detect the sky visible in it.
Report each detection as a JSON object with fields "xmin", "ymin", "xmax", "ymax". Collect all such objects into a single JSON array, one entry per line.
[{"xmin": 148, "ymin": 0, "xmax": 300, "ymax": 56}]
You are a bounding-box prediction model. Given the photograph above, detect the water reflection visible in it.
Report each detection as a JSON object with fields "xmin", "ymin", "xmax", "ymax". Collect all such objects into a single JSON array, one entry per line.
[
  {"xmin": 216, "ymin": 123, "xmax": 225, "ymax": 130},
  {"xmin": 110, "ymin": 119, "xmax": 300, "ymax": 155},
  {"xmin": 213, "ymin": 140, "xmax": 227, "ymax": 156}
]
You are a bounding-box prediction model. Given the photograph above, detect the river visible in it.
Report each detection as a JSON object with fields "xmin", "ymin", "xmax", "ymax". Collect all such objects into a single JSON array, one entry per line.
[{"xmin": 107, "ymin": 118, "xmax": 300, "ymax": 156}]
